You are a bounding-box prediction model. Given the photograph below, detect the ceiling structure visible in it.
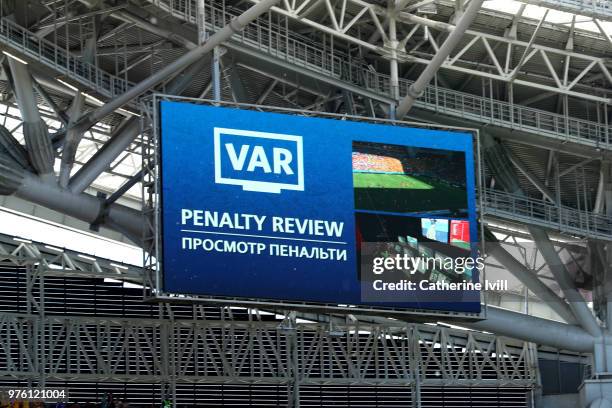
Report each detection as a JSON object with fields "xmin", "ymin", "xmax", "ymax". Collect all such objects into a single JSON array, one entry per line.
[{"xmin": 0, "ymin": 0, "xmax": 610, "ymax": 404}]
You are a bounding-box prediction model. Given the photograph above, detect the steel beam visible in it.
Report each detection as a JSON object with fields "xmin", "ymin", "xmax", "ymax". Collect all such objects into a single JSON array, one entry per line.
[
  {"xmin": 68, "ymin": 56, "xmax": 212, "ymax": 194},
  {"xmin": 506, "ymin": 150, "xmax": 556, "ymax": 203},
  {"xmin": 14, "ymin": 171, "xmax": 143, "ymax": 243},
  {"xmin": 482, "ymin": 134, "xmax": 603, "ymax": 343},
  {"xmin": 485, "ymin": 228, "xmax": 577, "ymax": 324},
  {"xmin": 31, "ymin": 76, "xmax": 69, "ymax": 126},
  {"xmin": 0, "ymin": 124, "xmax": 29, "ymax": 170},
  {"xmin": 257, "ymin": 79, "xmax": 278, "ymax": 104},
  {"xmin": 514, "ymin": 0, "xmax": 612, "ymax": 22},
  {"xmin": 104, "ymin": 169, "xmax": 143, "ymax": 206},
  {"xmin": 395, "ymin": 9, "xmax": 611, "ymax": 103},
  {"xmin": 310, "ymin": 306, "xmax": 593, "ymax": 352},
  {"xmin": 68, "ymin": 119, "xmax": 139, "ymax": 194},
  {"xmin": 527, "ymin": 226, "xmax": 603, "ymax": 339},
  {"xmin": 594, "ymin": 19, "xmax": 612, "ymax": 48},
  {"xmin": 0, "ymin": 232, "xmax": 141, "ymax": 280},
  {"xmin": 462, "ymin": 306, "xmax": 594, "ymax": 353},
  {"xmin": 111, "ymin": 8, "xmax": 196, "ymax": 50},
  {"xmin": 6, "ymin": 58, "xmax": 54, "ymax": 177},
  {"xmin": 59, "ymin": 35, "xmax": 98, "ymax": 188},
  {"xmin": 0, "ymin": 156, "xmax": 25, "ymax": 195},
  {"xmin": 212, "ymin": 47, "xmax": 222, "ymax": 102},
  {"xmin": 388, "ymin": 6, "xmax": 400, "ymax": 111},
  {"xmin": 395, "ymin": 0, "xmax": 485, "ymax": 118},
  {"xmin": 73, "ymin": 0, "xmax": 281, "ymax": 133},
  {"xmin": 80, "ymin": 0, "xmax": 609, "ymax": 150},
  {"xmin": 225, "ymin": 42, "xmax": 393, "ymax": 104}
]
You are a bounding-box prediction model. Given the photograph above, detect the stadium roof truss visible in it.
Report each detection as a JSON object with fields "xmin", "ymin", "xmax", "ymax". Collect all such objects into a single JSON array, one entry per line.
[{"xmin": 0, "ymin": 0, "xmax": 609, "ymax": 399}]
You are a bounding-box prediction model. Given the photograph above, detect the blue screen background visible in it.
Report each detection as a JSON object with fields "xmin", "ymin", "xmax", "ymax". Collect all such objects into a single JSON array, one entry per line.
[{"xmin": 160, "ymin": 101, "xmax": 480, "ymax": 313}]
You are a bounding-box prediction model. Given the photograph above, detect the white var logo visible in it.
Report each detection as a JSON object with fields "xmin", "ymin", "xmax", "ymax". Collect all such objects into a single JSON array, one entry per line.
[
  {"xmin": 214, "ymin": 127, "xmax": 304, "ymax": 194},
  {"xmin": 225, "ymin": 144, "xmax": 294, "ymax": 175}
]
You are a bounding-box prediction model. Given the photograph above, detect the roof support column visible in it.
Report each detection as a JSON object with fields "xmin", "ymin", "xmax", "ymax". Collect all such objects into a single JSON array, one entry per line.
[
  {"xmin": 303, "ymin": 306, "xmax": 593, "ymax": 352},
  {"xmin": 388, "ymin": 6, "xmax": 400, "ymax": 118},
  {"xmin": 8, "ymin": 169, "xmax": 143, "ymax": 243},
  {"xmin": 485, "ymin": 228, "xmax": 577, "ymax": 324},
  {"xmin": 212, "ymin": 47, "xmax": 222, "ymax": 102},
  {"xmin": 395, "ymin": 0, "xmax": 484, "ymax": 118},
  {"xmin": 59, "ymin": 35, "xmax": 97, "ymax": 187},
  {"xmin": 592, "ymin": 162, "xmax": 612, "ymax": 375},
  {"xmin": 462, "ymin": 306, "xmax": 593, "ymax": 353},
  {"xmin": 607, "ymin": 259, "xmax": 612, "ymax": 374},
  {"xmin": 6, "ymin": 58, "xmax": 54, "ymax": 178},
  {"xmin": 482, "ymin": 134, "xmax": 605, "ymax": 368}
]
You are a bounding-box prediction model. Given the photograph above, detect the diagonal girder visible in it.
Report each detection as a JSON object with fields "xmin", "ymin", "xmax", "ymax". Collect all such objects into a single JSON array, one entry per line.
[
  {"xmin": 395, "ymin": 0, "xmax": 485, "ymax": 117},
  {"xmin": 6, "ymin": 58, "xmax": 54, "ymax": 177},
  {"xmin": 230, "ymin": 0, "xmax": 611, "ymax": 102},
  {"xmin": 141, "ymin": 0, "xmax": 612, "ymax": 150},
  {"xmin": 482, "ymin": 134, "xmax": 603, "ymax": 341},
  {"xmin": 515, "ymin": 0, "xmax": 612, "ymax": 21},
  {"xmin": 68, "ymin": 55, "xmax": 213, "ymax": 194},
  {"xmin": 71, "ymin": 0, "xmax": 282, "ymax": 135}
]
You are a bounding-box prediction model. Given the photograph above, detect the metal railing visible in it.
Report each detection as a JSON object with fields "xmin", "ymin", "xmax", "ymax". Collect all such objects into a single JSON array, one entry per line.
[
  {"xmin": 0, "ymin": 2, "xmax": 609, "ymax": 239},
  {"xmin": 0, "ymin": 233, "xmax": 538, "ymax": 389},
  {"xmin": 0, "ymin": 0, "xmax": 607, "ymax": 149},
  {"xmin": 147, "ymin": 0, "xmax": 612, "ymax": 150},
  {"xmin": 0, "ymin": 0, "xmax": 607, "ymax": 150},
  {"xmin": 406, "ymin": 82, "xmax": 610, "ymax": 148},
  {"xmin": 0, "ymin": 311, "xmax": 537, "ymax": 386},
  {"xmin": 483, "ymin": 189, "xmax": 612, "ymax": 240},
  {"xmin": 0, "ymin": 18, "xmax": 133, "ymax": 99}
]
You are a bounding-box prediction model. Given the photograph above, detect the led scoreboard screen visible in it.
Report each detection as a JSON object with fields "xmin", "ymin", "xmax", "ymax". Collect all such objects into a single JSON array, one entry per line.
[{"xmin": 159, "ymin": 101, "xmax": 481, "ymax": 314}]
